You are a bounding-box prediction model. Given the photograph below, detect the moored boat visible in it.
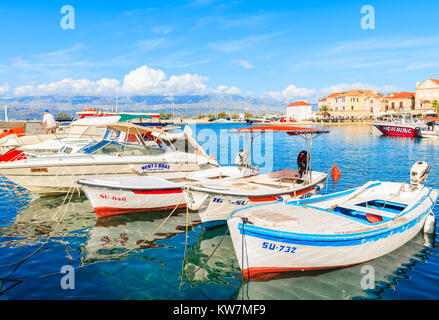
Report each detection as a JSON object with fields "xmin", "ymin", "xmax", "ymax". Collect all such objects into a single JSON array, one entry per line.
[
  {"xmin": 187, "ymin": 126, "xmax": 329, "ymax": 227},
  {"xmin": 0, "ymin": 124, "xmax": 218, "ymax": 194},
  {"xmin": 227, "ymin": 161, "xmax": 438, "ymax": 280},
  {"xmin": 78, "ymin": 166, "xmax": 255, "ymax": 218},
  {"xmin": 372, "ymin": 111, "xmax": 424, "ymax": 138}
]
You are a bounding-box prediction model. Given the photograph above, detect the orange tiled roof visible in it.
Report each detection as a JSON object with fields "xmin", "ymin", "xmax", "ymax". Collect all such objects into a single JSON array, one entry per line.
[
  {"xmin": 386, "ymin": 92, "xmax": 415, "ymax": 99},
  {"xmin": 288, "ymin": 101, "xmax": 312, "ymax": 107},
  {"xmin": 429, "ymin": 78, "xmax": 439, "ymax": 85},
  {"xmin": 320, "ymin": 89, "xmax": 380, "ymax": 101}
]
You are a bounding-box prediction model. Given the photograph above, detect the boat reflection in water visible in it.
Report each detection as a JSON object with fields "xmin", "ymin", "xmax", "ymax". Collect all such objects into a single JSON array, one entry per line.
[
  {"xmin": 183, "ymin": 225, "xmax": 240, "ymax": 285},
  {"xmin": 235, "ymin": 232, "xmax": 436, "ymax": 300},
  {"xmin": 82, "ymin": 209, "xmax": 202, "ymax": 263},
  {"xmin": 0, "ymin": 194, "xmax": 96, "ymax": 248}
]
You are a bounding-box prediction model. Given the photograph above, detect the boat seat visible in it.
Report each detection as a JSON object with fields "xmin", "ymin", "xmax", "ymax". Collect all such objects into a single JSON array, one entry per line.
[
  {"xmin": 247, "ymin": 211, "xmax": 298, "ymax": 227},
  {"xmin": 338, "ymin": 203, "xmax": 398, "ymax": 219}
]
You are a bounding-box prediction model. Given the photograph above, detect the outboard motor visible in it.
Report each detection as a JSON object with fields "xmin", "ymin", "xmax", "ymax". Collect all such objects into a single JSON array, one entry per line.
[
  {"xmin": 235, "ymin": 149, "xmax": 249, "ymax": 167},
  {"xmin": 410, "ymin": 161, "xmax": 430, "ymax": 186},
  {"xmin": 297, "ymin": 151, "xmax": 308, "ymax": 177}
]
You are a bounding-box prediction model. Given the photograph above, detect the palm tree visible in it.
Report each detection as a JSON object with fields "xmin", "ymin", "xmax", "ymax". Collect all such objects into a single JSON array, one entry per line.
[
  {"xmin": 432, "ymin": 100, "xmax": 439, "ymax": 115},
  {"xmin": 319, "ymin": 105, "xmax": 330, "ymax": 117}
]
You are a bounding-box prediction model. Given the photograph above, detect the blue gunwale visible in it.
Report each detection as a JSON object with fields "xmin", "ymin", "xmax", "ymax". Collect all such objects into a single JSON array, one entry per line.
[{"xmin": 233, "ymin": 188, "xmax": 436, "ymax": 247}]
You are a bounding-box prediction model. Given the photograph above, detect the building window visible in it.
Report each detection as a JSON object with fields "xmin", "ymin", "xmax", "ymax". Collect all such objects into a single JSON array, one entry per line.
[
  {"xmin": 391, "ymin": 102, "xmax": 395, "ymax": 109},
  {"xmin": 351, "ymin": 106, "xmax": 354, "ymax": 110},
  {"xmin": 400, "ymin": 101, "xmax": 403, "ymax": 108}
]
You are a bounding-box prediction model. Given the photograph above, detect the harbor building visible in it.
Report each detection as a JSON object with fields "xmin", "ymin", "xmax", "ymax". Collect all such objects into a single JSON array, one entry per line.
[
  {"xmin": 415, "ymin": 78, "xmax": 439, "ymax": 110},
  {"xmin": 286, "ymin": 101, "xmax": 312, "ymax": 121},
  {"xmin": 384, "ymin": 92, "xmax": 415, "ymax": 112},
  {"xmin": 318, "ymin": 90, "xmax": 383, "ymax": 118}
]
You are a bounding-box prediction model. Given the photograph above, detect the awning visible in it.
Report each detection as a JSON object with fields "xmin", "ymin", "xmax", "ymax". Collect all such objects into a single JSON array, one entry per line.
[
  {"xmin": 117, "ymin": 114, "xmax": 153, "ymax": 122},
  {"xmin": 106, "ymin": 123, "xmax": 164, "ymax": 134}
]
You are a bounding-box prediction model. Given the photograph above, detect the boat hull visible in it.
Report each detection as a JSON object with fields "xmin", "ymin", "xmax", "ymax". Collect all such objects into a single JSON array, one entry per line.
[
  {"xmin": 373, "ymin": 123, "xmax": 421, "ymax": 137},
  {"xmin": 193, "ymin": 183, "xmax": 323, "ymax": 227},
  {"xmin": 81, "ymin": 184, "xmax": 187, "ymax": 218},
  {"xmin": 0, "ymin": 161, "xmax": 212, "ymax": 194}
]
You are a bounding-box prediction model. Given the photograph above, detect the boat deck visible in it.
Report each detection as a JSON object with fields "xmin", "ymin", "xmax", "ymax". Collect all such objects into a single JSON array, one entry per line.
[
  {"xmin": 233, "ymin": 182, "xmax": 431, "ymax": 235},
  {"xmin": 190, "ymin": 170, "xmax": 327, "ymax": 196}
]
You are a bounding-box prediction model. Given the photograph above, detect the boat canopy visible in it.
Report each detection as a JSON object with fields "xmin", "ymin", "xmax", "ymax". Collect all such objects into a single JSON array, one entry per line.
[
  {"xmin": 106, "ymin": 123, "xmax": 165, "ymax": 135},
  {"xmin": 117, "ymin": 114, "xmax": 153, "ymax": 122},
  {"xmin": 229, "ymin": 126, "xmax": 329, "ymax": 136}
]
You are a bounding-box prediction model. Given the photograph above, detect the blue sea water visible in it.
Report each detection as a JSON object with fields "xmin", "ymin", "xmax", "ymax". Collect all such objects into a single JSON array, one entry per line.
[{"xmin": 0, "ymin": 123, "xmax": 439, "ymax": 300}]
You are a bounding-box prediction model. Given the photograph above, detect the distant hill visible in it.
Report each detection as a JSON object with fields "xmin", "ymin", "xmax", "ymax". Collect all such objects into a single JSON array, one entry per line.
[{"xmin": 0, "ymin": 94, "xmax": 288, "ymax": 120}]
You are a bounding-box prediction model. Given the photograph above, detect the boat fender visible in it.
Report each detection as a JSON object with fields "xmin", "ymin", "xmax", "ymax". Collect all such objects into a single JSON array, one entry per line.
[{"xmin": 424, "ymin": 214, "xmax": 436, "ymax": 234}]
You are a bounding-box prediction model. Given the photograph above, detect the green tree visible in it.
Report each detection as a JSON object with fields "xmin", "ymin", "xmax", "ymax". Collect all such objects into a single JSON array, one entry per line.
[
  {"xmin": 432, "ymin": 100, "xmax": 439, "ymax": 114},
  {"xmin": 217, "ymin": 112, "xmax": 229, "ymax": 118},
  {"xmin": 244, "ymin": 112, "xmax": 253, "ymax": 119},
  {"xmin": 319, "ymin": 105, "xmax": 329, "ymax": 112}
]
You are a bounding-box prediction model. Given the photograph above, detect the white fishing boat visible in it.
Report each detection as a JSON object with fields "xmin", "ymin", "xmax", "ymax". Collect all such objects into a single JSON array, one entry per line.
[
  {"xmin": 227, "ymin": 161, "xmax": 438, "ymax": 280},
  {"xmin": 187, "ymin": 126, "xmax": 329, "ymax": 227},
  {"xmin": 78, "ymin": 166, "xmax": 256, "ymax": 218},
  {"xmin": 0, "ymin": 124, "xmax": 218, "ymax": 194}
]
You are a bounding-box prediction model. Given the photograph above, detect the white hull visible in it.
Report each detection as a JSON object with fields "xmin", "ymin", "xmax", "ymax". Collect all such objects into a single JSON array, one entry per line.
[
  {"xmin": 79, "ymin": 167, "xmax": 252, "ymax": 218},
  {"xmin": 81, "ymin": 182, "xmax": 187, "ymax": 218},
  {"xmin": 0, "ymin": 154, "xmax": 215, "ymax": 194}
]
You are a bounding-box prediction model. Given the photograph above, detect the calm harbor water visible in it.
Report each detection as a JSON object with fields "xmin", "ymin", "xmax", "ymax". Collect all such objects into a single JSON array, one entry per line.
[{"xmin": 1, "ymin": 123, "xmax": 439, "ymax": 300}]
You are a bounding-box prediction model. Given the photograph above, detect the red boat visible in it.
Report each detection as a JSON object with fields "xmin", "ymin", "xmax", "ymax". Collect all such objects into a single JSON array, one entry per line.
[
  {"xmin": 373, "ymin": 112, "xmax": 423, "ymax": 138},
  {"xmin": 372, "ymin": 123, "xmax": 421, "ymax": 138}
]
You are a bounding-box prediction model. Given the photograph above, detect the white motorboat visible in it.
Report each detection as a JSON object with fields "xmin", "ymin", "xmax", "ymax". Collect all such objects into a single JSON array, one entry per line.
[
  {"xmin": 78, "ymin": 166, "xmax": 256, "ymax": 218},
  {"xmin": 0, "ymin": 113, "xmax": 157, "ymax": 158},
  {"xmin": 0, "ymin": 124, "xmax": 218, "ymax": 194},
  {"xmin": 227, "ymin": 161, "xmax": 438, "ymax": 280},
  {"xmin": 187, "ymin": 126, "xmax": 329, "ymax": 227}
]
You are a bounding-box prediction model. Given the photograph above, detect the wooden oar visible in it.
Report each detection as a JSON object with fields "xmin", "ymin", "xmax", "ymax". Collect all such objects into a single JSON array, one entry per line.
[{"xmin": 329, "ymin": 181, "xmax": 377, "ymax": 211}]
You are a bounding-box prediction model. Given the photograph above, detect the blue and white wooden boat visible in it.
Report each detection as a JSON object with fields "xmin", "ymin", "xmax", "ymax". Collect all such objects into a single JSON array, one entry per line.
[{"xmin": 227, "ymin": 162, "xmax": 438, "ymax": 280}]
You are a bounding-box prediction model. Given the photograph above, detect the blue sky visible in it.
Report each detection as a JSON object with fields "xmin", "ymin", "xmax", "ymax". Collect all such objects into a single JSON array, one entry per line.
[{"xmin": 0, "ymin": 0, "xmax": 439, "ymax": 102}]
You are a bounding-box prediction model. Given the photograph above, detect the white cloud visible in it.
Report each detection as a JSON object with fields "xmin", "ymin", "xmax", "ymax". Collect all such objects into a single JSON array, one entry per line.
[
  {"xmin": 209, "ymin": 32, "xmax": 285, "ymax": 53},
  {"xmin": 0, "ymin": 83, "xmax": 9, "ymax": 95},
  {"xmin": 231, "ymin": 59, "xmax": 254, "ymax": 69},
  {"xmin": 12, "ymin": 65, "xmax": 242, "ymax": 97},
  {"xmin": 151, "ymin": 25, "xmax": 172, "ymax": 35},
  {"xmin": 215, "ymin": 85, "xmax": 242, "ymax": 95},
  {"xmin": 266, "ymin": 82, "xmax": 399, "ymax": 103},
  {"xmin": 121, "ymin": 65, "xmax": 209, "ymax": 96}
]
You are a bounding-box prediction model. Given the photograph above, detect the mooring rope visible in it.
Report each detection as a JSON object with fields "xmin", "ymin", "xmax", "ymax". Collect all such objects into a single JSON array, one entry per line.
[
  {"xmin": 0, "ymin": 185, "xmax": 75, "ymax": 268},
  {"xmin": 182, "ymin": 227, "xmax": 230, "ymax": 282}
]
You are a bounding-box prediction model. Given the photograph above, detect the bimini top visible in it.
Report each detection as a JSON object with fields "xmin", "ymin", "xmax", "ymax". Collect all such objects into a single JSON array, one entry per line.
[
  {"xmin": 106, "ymin": 123, "xmax": 165, "ymax": 135},
  {"xmin": 230, "ymin": 126, "xmax": 329, "ymax": 136}
]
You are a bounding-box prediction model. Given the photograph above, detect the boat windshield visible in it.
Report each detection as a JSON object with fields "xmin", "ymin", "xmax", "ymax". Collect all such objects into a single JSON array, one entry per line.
[{"xmin": 79, "ymin": 140, "xmax": 167, "ymax": 156}]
